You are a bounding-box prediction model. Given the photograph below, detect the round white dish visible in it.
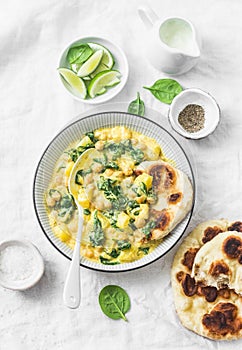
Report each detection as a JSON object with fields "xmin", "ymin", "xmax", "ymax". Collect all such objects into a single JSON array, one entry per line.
[
  {"xmin": 168, "ymin": 88, "xmax": 220, "ymax": 139},
  {"xmin": 58, "ymin": 36, "xmax": 129, "ymax": 104},
  {"xmin": 33, "ymin": 111, "xmax": 195, "ymax": 272},
  {"xmin": 0, "ymin": 240, "xmax": 44, "ymax": 291}
]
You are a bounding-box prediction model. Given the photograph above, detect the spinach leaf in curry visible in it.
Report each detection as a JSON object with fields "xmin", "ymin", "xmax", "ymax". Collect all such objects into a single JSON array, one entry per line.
[{"xmin": 89, "ymin": 210, "xmax": 105, "ymax": 247}]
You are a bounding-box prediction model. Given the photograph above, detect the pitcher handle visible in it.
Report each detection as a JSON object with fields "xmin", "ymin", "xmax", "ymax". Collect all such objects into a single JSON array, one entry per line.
[{"xmin": 138, "ymin": 5, "xmax": 159, "ymax": 29}]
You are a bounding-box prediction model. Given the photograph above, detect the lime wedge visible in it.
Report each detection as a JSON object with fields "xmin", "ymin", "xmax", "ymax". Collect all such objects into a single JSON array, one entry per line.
[
  {"xmin": 90, "ymin": 62, "xmax": 109, "ymax": 78},
  {"xmin": 88, "ymin": 70, "xmax": 121, "ymax": 98},
  {"xmin": 77, "ymin": 50, "xmax": 103, "ymax": 78},
  {"xmin": 58, "ymin": 68, "xmax": 87, "ymax": 99},
  {"xmin": 70, "ymin": 64, "xmax": 90, "ymax": 80},
  {"xmin": 88, "ymin": 43, "xmax": 114, "ymax": 69}
]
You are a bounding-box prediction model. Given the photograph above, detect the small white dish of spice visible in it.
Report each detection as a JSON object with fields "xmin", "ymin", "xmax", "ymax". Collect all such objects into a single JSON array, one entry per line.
[
  {"xmin": 168, "ymin": 88, "xmax": 220, "ymax": 139},
  {"xmin": 0, "ymin": 240, "xmax": 44, "ymax": 291}
]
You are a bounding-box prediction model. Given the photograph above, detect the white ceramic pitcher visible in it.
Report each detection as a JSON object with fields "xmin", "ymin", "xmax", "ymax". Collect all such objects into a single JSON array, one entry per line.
[{"xmin": 138, "ymin": 6, "xmax": 201, "ymax": 75}]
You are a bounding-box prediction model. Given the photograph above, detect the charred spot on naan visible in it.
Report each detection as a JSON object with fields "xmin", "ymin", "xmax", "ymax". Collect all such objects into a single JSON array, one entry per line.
[
  {"xmin": 168, "ymin": 192, "xmax": 182, "ymax": 204},
  {"xmin": 181, "ymin": 247, "xmax": 199, "ymax": 271},
  {"xmin": 148, "ymin": 163, "xmax": 176, "ymax": 192},
  {"xmin": 202, "ymin": 226, "xmax": 224, "ymax": 244},
  {"xmin": 181, "ymin": 274, "xmax": 197, "ymax": 297},
  {"xmin": 202, "ymin": 302, "xmax": 242, "ymax": 336},
  {"xmin": 177, "ymin": 269, "xmax": 219, "ymax": 303},
  {"xmin": 176, "ymin": 271, "xmax": 185, "ymax": 282},
  {"xmin": 208, "ymin": 260, "xmax": 230, "ymax": 289},
  {"xmin": 228, "ymin": 221, "xmax": 242, "ymax": 233},
  {"xmin": 222, "ymin": 235, "xmax": 242, "ymax": 259},
  {"xmin": 200, "ymin": 286, "xmax": 218, "ymax": 302},
  {"xmin": 218, "ymin": 288, "xmax": 231, "ymax": 299},
  {"xmin": 180, "ymin": 277, "xmax": 219, "ymax": 302},
  {"xmin": 209, "ymin": 260, "xmax": 230, "ymax": 277},
  {"xmin": 149, "ymin": 209, "xmax": 171, "ymax": 240}
]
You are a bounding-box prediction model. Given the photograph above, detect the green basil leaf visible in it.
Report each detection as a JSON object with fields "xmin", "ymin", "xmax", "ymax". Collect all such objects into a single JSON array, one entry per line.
[
  {"xmin": 67, "ymin": 44, "xmax": 93, "ymax": 64},
  {"xmin": 99, "ymin": 285, "xmax": 130, "ymax": 321},
  {"xmin": 143, "ymin": 79, "xmax": 182, "ymax": 104},
  {"xmin": 128, "ymin": 92, "xmax": 145, "ymax": 116}
]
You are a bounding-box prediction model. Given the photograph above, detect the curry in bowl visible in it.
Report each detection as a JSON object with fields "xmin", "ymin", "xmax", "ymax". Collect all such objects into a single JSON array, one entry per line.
[{"xmin": 45, "ymin": 126, "xmax": 193, "ymax": 265}]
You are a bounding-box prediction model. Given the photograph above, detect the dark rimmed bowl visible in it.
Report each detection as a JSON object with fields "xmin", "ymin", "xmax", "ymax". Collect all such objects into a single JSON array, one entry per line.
[{"xmin": 33, "ymin": 111, "xmax": 195, "ymax": 272}]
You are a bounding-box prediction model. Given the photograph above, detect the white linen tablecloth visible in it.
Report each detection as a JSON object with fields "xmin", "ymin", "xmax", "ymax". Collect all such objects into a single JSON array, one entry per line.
[{"xmin": 1, "ymin": 0, "xmax": 242, "ymax": 349}]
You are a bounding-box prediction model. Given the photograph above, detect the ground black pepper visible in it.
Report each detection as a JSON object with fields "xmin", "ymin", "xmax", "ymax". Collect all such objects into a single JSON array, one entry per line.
[{"xmin": 178, "ymin": 104, "xmax": 205, "ymax": 133}]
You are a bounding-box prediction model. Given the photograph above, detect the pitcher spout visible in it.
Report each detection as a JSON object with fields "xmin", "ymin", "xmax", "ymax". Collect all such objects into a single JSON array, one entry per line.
[{"xmin": 188, "ymin": 42, "xmax": 200, "ymax": 58}]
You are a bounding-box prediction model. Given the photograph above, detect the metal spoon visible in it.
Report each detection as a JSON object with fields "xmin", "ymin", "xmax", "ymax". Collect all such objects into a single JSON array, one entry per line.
[{"xmin": 63, "ymin": 148, "xmax": 95, "ymax": 309}]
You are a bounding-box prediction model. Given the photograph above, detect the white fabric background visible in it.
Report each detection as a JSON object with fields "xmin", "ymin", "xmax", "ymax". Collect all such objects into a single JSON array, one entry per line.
[{"xmin": 1, "ymin": 0, "xmax": 242, "ymax": 349}]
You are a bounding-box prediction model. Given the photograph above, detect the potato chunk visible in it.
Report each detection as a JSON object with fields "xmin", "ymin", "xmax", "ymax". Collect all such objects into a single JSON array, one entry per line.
[
  {"xmin": 117, "ymin": 212, "xmax": 130, "ymax": 229},
  {"xmin": 134, "ymin": 173, "xmax": 153, "ymax": 190}
]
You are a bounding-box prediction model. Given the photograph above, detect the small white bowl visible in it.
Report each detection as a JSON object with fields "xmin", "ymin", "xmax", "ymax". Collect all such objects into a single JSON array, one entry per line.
[
  {"xmin": 168, "ymin": 88, "xmax": 220, "ymax": 139},
  {"xmin": 58, "ymin": 36, "xmax": 129, "ymax": 104},
  {"xmin": 0, "ymin": 240, "xmax": 44, "ymax": 291}
]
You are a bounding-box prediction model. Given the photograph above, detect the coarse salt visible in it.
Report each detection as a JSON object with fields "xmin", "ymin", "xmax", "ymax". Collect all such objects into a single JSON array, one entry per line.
[{"xmin": 0, "ymin": 245, "xmax": 35, "ymax": 282}]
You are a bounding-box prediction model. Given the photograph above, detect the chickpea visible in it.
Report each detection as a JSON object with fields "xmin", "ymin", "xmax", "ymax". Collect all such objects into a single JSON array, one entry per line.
[
  {"xmin": 68, "ymin": 220, "xmax": 78, "ymax": 233},
  {"xmin": 123, "ymin": 177, "xmax": 133, "ymax": 186},
  {"xmin": 85, "ymin": 173, "xmax": 93, "ymax": 185},
  {"xmin": 94, "ymin": 130, "xmax": 107, "ymax": 141},
  {"xmin": 104, "ymin": 168, "xmax": 114, "ymax": 177},
  {"xmin": 92, "ymin": 162, "xmax": 103, "ymax": 173},
  {"xmin": 134, "ymin": 229, "xmax": 143, "ymax": 241},
  {"xmin": 98, "ymin": 132, "xmax": 107, "ymax": 141},
  {"xmin": 46, "ymin": 197, "xmax": 56, "ymax": 207},
  {"xmin": 93, "ymin": 189, "xmax": 99, "ymax": 197},
  {"xmin": 117, "ymin": 232, "xmax": 128, "ymax": 240},
  {"xmin": 96, "ymin": 201, "xmax": 105, "ymax": 210},
  {"xmin": 55, "ymin": 175, "xmax": 63, "ymax": 185},
  {"xmin": 85, "ymin": 249, "xmax": 94, "ymax": 259},
  {"xmin": 103, "ymin": 199, "xmax": 112, "ymax": 209},
  {"xmin": 86, "ymin": 183, "xmax": 95, "ymax": 191},
  {"xmin": 139, "ymin": 143, "xmax": 147, "ymax": 151},
  {"xmin": 127, "ymin": 190, "xmax": 136, "ymax": 199},
  {"xmin": 135, "ymin": 218, "xmax": 146, "ymax": 228},
  {"xmin": 51, "ymin": 191, "xmax": 61, "ymax": 201},
  {"xmin": 106, "ymin": 227, "xmax": 115, "ymax": 236},
  {"xmin": 50, "ymin": 210, "xmax": 58, "ymax": 219},
  {"xmin": 95, "ymin": 141, "xmax": 105, "ymax": 151},
  {"xmin": 95, "ymin": 198, "xmax": 111, "ymax": 210}
]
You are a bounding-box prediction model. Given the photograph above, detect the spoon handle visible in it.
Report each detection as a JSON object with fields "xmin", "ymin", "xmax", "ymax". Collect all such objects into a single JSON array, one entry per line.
[{"xmin": 63, "ymin": 212, "xmax": 83, "ymax": 309}]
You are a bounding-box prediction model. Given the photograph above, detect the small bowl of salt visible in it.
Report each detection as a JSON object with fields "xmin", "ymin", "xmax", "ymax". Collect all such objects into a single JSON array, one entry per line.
[
  {"xmin": 168, "ymin": 88, "xmax": 220, "ymax": 139},
  {"xmin": 0, "ymin": 240, "xmax": 44, "ymax": 291}
]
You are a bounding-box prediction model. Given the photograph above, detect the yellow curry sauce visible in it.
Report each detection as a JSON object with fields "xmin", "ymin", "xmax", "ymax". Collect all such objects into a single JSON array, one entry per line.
[{"xmin": 45, "ymin": 126, "xmax": 170, "ymax": 265}]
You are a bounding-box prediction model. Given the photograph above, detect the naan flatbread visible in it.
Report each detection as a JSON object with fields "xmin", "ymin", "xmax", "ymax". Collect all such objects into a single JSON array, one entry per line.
[
  {"xmin": 171, "ymin": 219, "xmax": 242, "ymax": 340},
  {"xmin": 192, "ymin": 231, "xmax": 242, "ymax": 295},
  {"xmin": 137, "ymin": 160, "xmax": 193, "ymax": 240}
]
